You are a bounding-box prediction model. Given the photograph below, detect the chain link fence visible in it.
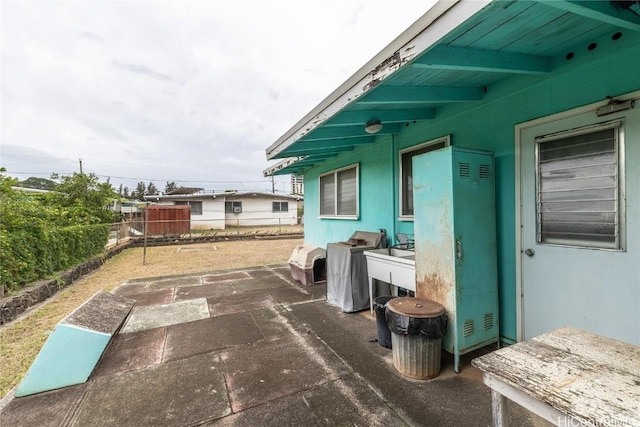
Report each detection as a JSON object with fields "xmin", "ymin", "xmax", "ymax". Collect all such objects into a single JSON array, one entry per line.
[{"xmin": 107, "ymin": 216, "xmax": 304, "ymax": 248}]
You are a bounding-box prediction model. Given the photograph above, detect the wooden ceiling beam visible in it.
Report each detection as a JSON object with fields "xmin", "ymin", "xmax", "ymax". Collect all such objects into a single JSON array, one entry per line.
[
  {"xmin": 358, "ymin": 86, "xmax": 484, "ymax": 105},
  {"xmin": 412, "ymin": 45, "xmax": 551, "ymax": 74},
  {"xmin": 323, "ymin": 108, "xmax": 436, "ymax": 126},
  {"xmin": 544, "ymin": 0, "xmax": 640, "ymax": 32}
]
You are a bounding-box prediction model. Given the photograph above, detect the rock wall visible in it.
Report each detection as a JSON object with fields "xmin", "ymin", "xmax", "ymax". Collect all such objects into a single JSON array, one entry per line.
[{"xmin": 0, "ymin": 243, "xmax": 131, "ymax": 326}]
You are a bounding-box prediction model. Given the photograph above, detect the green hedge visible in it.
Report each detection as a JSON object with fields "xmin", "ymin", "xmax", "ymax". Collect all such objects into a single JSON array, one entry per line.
[{"xmin": 0, "ymin": 224, "xmax": 109, "ymax": 293}]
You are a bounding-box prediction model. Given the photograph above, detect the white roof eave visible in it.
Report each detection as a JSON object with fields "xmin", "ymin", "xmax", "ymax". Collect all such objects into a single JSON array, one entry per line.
[{"xmin": 264, "ymin": 0, "xmax": 492, "ymax": 161}]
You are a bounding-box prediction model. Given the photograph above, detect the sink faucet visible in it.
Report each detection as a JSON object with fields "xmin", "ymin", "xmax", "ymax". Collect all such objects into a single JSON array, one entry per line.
[{"xmin": 394, "ymin": 233, "xmax": 414, "ymax": 250}]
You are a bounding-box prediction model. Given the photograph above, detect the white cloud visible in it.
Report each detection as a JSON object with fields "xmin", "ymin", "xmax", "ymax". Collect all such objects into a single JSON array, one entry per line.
[{"xmin": 1, "ymin": 0, "xmax": 436, "ymax": 193}]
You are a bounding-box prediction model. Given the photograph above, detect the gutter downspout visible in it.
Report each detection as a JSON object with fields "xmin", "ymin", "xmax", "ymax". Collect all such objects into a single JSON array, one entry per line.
[{"xmin": 391, "ymin": 133, "xmax": 398, "ymax": 247}]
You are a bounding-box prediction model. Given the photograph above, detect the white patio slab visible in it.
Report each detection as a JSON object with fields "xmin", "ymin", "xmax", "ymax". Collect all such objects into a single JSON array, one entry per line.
[{"xmin": 121, "ymin": 298, "xmax": 209, "ymax": 333}]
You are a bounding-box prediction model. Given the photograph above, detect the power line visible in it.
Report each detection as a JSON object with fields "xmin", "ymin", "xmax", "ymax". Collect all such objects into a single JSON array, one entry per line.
[{"xmin": 7, "ymin": 171, "xmax": 288, "ymax": 185}]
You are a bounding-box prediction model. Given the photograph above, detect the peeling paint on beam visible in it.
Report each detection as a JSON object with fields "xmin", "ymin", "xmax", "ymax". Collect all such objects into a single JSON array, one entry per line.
[
  {"xmin": 263, "ymin": 157, "xmax": 305, "ymax": 177},
  {"xmin": 363, "ymin": 52, "xmax": 409, "ymax": 92},
  {"xmin": 264, "ymin": 0, "xmax": 493, "ymax": 160}
]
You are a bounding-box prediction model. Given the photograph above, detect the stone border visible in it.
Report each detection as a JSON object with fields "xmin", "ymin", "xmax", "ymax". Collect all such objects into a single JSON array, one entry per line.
[
  {"xmin": 0, "ymin": 242, "xmax": 132, "ymax": 326},
  {"xmin": 128, "ymin": 232, "xmax": 303, "ymax": 247}
]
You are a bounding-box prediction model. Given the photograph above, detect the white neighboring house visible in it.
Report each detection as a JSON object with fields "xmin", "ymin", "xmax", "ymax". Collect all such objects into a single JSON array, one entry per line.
[
  {"xmin": 223, "ymin": 191, "xmax": 302, "ymax": 227},
  {"xmin": 144, "ymin": 188, "xmax": 302, "ymax": 230},
  {"xmin": 145, "ymin": 187, "xmax": 224, "ymax": 229}
]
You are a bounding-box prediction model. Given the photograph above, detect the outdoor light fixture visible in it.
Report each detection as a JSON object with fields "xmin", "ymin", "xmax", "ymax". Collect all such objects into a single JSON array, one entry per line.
[{"xmin": 365, "ymin": 119, "xmax": 382, "ymax": 134}]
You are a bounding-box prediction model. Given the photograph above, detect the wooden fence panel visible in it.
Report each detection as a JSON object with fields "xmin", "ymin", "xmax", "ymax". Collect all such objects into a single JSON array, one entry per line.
[{"xmin": 145, "ymin": 205, "xmax": 191, "ymax": 236}]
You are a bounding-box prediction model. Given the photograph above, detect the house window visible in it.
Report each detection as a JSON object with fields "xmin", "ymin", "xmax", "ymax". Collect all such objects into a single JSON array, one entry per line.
[
  {"xmin": 399, "ymin": 136, "xmax": 449, "ymax": 218},
  {"xmin": 175, "ymin": 201, "xmax": 202, "ymax": 215},
  {"xmin": 225, "ymin": 201, "xmax": 242, "ymax": 213},
  {"xmin": 535, "ymin": 121, "xmax": 623, "ymax": 249},
  {"xmin": 272, "ymin": 201, "xmax": 289, "ymax": 212},
  {"xmin": 320, "ymin": 164, "xmax": 358, "ymax": 218}
]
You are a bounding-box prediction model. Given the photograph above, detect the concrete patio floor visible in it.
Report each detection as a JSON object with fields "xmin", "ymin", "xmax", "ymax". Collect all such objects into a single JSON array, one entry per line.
[{"xmin": 1, "ymin": 265, "xmax": 547, "ymax": 426}]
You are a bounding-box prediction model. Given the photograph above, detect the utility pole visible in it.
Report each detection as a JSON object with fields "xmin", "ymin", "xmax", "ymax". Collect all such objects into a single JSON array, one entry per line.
[
  {"xmin": 271, "ymin": 175, "xmax": 275, "ymax": 193},
  {"xmin": 79, "ymin": 158, "xmax": 83, "ymax": 174}
]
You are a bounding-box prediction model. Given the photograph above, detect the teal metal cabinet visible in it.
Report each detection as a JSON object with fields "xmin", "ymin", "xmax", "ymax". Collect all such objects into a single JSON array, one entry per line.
[{"xmin": 412, "ymin": 146, "xmax": 499, "ymax": 373}]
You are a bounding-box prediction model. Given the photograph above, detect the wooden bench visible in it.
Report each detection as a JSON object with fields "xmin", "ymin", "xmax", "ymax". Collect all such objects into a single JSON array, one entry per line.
[
  {"xmin": 16, "ymin": 291, "xmax": 135, "ymax": 397},
  {"xmin": 472, "ymin": 327, "xmax": 640, "ymax": 427}
]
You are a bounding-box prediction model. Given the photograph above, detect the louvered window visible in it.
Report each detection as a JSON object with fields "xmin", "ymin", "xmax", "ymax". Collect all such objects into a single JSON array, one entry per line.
[
  {"xmin": 319, "ymin": 164, "xmax": 358, "ymax": 218},
  {"xmin": 536, "ymin": 122, "xmax": 623, "ymax": 249}
]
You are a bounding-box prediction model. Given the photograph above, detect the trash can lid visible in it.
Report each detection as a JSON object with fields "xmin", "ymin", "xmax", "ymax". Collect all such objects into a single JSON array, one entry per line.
[{"xmin": 387, "ymin": 297, "xmax": 445, "ymax": 318}]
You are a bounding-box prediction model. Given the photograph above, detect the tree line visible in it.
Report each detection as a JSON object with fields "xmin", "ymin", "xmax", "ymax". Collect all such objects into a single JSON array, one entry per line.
[
  {"xmin": 116, "ymin": 181, "xmax": 178, "ymax": 199},
  {"xmin": 15, "ymin": 175, "xmax": 180, "ymax": 201},
  {"xmin": 1, "ymin": 169, "xmax": 115, "ymax": 291}
]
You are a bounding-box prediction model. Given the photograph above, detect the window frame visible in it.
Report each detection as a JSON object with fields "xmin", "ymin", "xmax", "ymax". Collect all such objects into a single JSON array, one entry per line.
[
  {"xmin": 398, "ymin": 135, "xmax": 450, "ymax": 220},
  {"xmin": 175, "ymin": 200, "xmax": 203, "ymax": 215},
  {"xmin": 272, "ymin": 201, "xmax": 289, "ymax": 213},
  {"xmin": 225, "ymin": 201, "xmax": 243, "ymax": 214},
  {"xmin": 319, "ymin": 163, "xmax": 359, "ymax": 219},
  {"xmin": 534, "ymin": 120, "xmax": 625, "ymax": 250}
]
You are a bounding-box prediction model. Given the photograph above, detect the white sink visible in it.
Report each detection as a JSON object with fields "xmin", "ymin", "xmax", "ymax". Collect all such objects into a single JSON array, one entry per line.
[
  {"xmin": 364, "ymin": 248, "xmax": 416, "ymax": 313},
  {"xmin": 365, "ymin": 247, "xmax": 415, "ymax": 261}
]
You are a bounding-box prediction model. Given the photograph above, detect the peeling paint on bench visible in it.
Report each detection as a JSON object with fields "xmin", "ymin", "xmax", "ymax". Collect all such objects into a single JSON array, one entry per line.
[{"xmin": 472, "ymin": 327, "xmax": 640, "ymax": 427}]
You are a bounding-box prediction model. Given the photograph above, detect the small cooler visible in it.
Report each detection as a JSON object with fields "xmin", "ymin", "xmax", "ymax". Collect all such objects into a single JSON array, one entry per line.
[{"xmin": 288, "ymin": 245, "xmax": 326, "ymax": 286}]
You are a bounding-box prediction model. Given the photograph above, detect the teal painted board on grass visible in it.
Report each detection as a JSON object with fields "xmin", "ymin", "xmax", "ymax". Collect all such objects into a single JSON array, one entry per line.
[
  {"xmin": 15, "ymin": 324, "xmax": 111, "ymax": 396},
  {"xmin": 15, "ymin": 291, "xmax": 134, "ymax": 397}
]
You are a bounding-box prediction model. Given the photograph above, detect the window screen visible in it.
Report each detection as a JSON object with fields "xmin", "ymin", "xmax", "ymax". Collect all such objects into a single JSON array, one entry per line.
[
  {"xmin": 337, "ymin": 167, "xmax": 356, "ymax": 215},
  {"xmin": 536, "ymin": 122, "xmax": 622, "ymax": 249},
  {"xmin": 319, "ymin": 164, "xmax": 358, "ymax": 217},
  {"xmin": 319, "ymin": 173, "xmax": 335, "ymax": 216},
  {"xmin": 272, "ymin": 201, "xmax": 288, "ymax": 212}
]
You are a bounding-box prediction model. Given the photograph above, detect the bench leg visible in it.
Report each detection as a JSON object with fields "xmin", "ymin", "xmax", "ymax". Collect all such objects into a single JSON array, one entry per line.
[
  {"xmin": 369, "ymin": 277, "xmax": 374, "ymax": 315},
  {"xmin": 492, "ymin": 389, "xmax": 509, "ymax": 427}
]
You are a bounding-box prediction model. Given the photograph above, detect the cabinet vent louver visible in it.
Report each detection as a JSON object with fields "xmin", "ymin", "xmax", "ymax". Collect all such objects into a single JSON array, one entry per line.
[
  {"xmin": 463, "ymin": 319, "xmax": 474, "ymax": 337},
  {"xmin": 479, "ymin": 164, "xmax": 490, "ymax": 180},
  {"xmin": 484, "ymin": 313, "xmax": 494, "ymax": 331},
  {"xmin": 459, "ymin": 163, "xmax": 470, "ymax": 179}
]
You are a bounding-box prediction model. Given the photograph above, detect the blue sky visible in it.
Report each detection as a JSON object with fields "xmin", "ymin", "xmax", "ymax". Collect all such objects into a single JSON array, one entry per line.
[{"xmin": 1, "ymin": 0, "xmax": 436, "ymax": 194}]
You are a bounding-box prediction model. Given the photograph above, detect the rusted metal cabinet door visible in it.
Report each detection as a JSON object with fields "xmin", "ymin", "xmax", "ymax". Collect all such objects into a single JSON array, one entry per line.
[{"xmin": 413, "ymin": 146, "xmax": 499, "ymax": 373}]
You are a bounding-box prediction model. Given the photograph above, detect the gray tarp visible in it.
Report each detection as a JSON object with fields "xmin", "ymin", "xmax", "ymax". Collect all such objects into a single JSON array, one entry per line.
[{"xmin": 326, "ymin": 244, "xmax": 373, "ymax": 313}]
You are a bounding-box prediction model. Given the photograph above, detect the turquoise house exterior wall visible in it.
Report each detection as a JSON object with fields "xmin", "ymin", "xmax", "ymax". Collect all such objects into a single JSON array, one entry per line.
[
  {"xmin": 303, "ymin": 134, "xmax": 397, "ymax": 246},
  {"xmin": 301, "ymin": 35, "xmax": 640, "ymax": 343}
]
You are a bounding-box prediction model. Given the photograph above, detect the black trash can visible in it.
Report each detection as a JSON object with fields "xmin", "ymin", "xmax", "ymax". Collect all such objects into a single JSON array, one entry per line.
[
  {"xmin": 386, "ymin": 297, "xmax": 448, "ymax": 379},
  {"xmin": 374, "ymin": 296, "xmax": 396, "ymax": 348}
]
